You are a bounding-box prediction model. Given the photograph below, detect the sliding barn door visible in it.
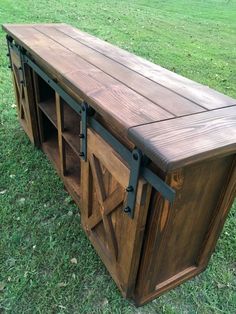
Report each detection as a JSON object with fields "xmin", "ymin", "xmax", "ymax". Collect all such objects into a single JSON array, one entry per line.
[
  {"xmin": 9, "ymin": 47, "xmax": 38, "ymax": 145},
  {"xmin": 81, "ymin": 128, "xmax": 151, "ymax": 296}
]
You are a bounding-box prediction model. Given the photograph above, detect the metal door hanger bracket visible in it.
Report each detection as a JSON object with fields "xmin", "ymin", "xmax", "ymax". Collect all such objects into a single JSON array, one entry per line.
[
  {"xmin": 19, "ymin": 46, "xmax": 26, "ymax": 86},
  {"xmin": 124, "ymin": 149, "xmax": 142, "ymax": 218},
  {"xmin": 79, "ymin": 102, "xmax": 95, "ymax": 161},
  {"xmin": 6, "ymin": 35, "xmax": 13, "ymax": 70},
  {"xmin": 79, "ymin": 102, "xmax": 88, "ymax": 161}
]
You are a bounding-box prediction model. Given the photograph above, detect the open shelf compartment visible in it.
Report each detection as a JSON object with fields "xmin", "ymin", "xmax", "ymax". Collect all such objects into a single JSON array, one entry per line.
[{"xmin": 33, "ymin": 72, "xmax": 82, "ymax": 203}]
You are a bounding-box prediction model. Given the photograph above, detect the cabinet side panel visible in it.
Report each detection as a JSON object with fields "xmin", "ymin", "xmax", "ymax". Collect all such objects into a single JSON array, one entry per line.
[{"xmin": 134, "ymin": 155, "xmax": 235, "ymax": 305}]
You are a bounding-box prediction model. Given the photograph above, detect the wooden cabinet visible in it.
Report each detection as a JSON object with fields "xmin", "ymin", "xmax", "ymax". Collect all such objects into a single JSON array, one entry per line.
[{"xmin": 3, "ymin": 24, "xmax": 236, "ymax": 306}]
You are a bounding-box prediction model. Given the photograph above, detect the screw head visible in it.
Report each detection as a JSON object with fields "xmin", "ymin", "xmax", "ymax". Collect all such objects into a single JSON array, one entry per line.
[
  {"xmin": 126, "ymin": 186, "xmax": 133, "ymax": 192},
  {"xmin": 81, "ymin": 102, "xmax": 87, "ymax": 111},
  {"xmin": 124, "ymin": 206, "xmax": 131, "ymax": 214},
  {"xmin": 133, "ymin": 152, "xmax": 139, "ymax": 161}
]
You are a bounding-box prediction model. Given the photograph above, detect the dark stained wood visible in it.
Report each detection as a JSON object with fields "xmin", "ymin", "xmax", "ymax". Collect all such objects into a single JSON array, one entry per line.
[
  {"xmin": 56, "ymin": 93, "xmax": 66, "ymax": 176},
  {"xmin": 61, "ymin": 100, "xmax": 81, "ymax": 156},
  {"xmin": 55, "ymin": 24, "xmax": 236, "ymax": 110},
  {"xmin": 3, "ymin": 24, "xmax": 236, "ymax": 307},
  {"xmin": 38, "ymin": 98, "xmax": 57, "ymax": 127},
  {"xmin": 134, "ymin": 155, "xmax": 235, "ymax": 305},
  {"xmin": 2, "ymin": 24, "xmax": 173, "ymax": 139},
  {"xmin": 34, "ymin": 25, "xmax": 205, "ymax": 117},
  {"xmin": 9, "ymin": 46, "xmax": 39, "ymax": 145},
  {"xmin": 198, "ymin": 158, "xmax": 236, "ymax": 267},
  {"xmin": 37, "ymin": 95, "xmax": 81, "ymax": 156},
  {"xmin": 32, "ymin": 72, "xmax": 47, "ymax": 143},
  {"xmin": 81, "ymin": 128, "xmax": 152, "ymax": 296},
  {"xmin": 129, "ymin": 106, "xmax": 236, "ymax": 171},
  {"xmin": 89, "ymin": 153, "xmax": 118, "ymax": 261}
]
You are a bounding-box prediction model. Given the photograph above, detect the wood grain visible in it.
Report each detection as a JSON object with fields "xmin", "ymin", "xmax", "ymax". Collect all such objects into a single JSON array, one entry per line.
[
  {"xmin": 134, "ymin": 155, "xmax": 235, "ymax": 305},
  {"xmin": 81, "ymin": 128, "xmax": 152, "ymax": 297},
  {"xmin": 55, "ymin": 24, "xmax": 236, "ymax": 110},
  {"xmin": 129, "ymin": 106, "xmax": 236, "ymax": 171},
  {"xmin": 4, "ymin": 24, "xmax": 236, "ymax": 306},
  {"xmin": 2, "ymin": 24, "xmax": 173, "ymax": 138},
  {"xmin": 34, "ymin": 25, "xmax": 205, "ymax": 117},
  {"xmin": 9, "ymin": 46, "xmax": 39, "ymax": 145}
]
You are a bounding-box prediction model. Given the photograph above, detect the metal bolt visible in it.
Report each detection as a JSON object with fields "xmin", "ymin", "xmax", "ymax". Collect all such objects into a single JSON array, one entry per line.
[
  {"xmin": 79, "ymin": 152, "xmax": 84, "ymax": 157},
  {"xmin": 79, "ymin": 134, "xmax": 84, "ymax": 139},
  {"xmin": 126, "ymin": 186, "xmax": 133, "ymax": 192},
  {"xmin": 133, "ymin": 152, "xmax": 139, "ymax": 161},
  {"xmin": 124, "ymin": 207, "xmax": 131, "ymax": 214}
]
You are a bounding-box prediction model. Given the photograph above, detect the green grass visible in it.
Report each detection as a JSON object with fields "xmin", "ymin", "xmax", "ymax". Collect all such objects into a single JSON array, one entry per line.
[{"xmin": 0, "ymin": 0, "xmax": 235, "ymax": 313}]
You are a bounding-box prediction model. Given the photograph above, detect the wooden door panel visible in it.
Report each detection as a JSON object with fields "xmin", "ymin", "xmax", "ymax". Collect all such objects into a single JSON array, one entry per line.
[
  {"xmin": 81, "ymin": 128, "xmax": 152, "ymax": 296},
  {"xmin": 9, "ymin": 48, "xmax": 39, "ymax": 145}
]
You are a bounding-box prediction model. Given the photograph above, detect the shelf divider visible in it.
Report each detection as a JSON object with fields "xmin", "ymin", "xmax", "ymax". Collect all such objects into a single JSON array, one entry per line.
[{"xmin": 56, "ymin": 92, "xmax": 66, "ymax": 176}]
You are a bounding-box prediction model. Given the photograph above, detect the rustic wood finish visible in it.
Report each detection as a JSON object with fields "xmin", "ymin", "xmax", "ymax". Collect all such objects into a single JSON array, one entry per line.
[
  {"xmin": 81, "ymin": 129, "xmax": 152, "ymax": 296},
  {"xmin": 129, "ymin": 106, "xmax": 236, "ymax": 171},
  {"xmin": 134, "ymin": 155, "xmax": 236, "ymax": 304},
  {"xmin": 3, "ymin": 23, "xmax": 236, "ymax": 306},
  {"xmin": 9, "ymin": 46, "xmax": 39, "ymax": 145}
]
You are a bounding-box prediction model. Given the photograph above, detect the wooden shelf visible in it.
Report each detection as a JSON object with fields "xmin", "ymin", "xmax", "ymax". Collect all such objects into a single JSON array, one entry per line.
[
  {"xmin": 6, "ymin": 23, "xmax": 236, "ymax": 307},
  {"xmin": 38, "ymin": 98, "xmax": 57, "ymax": 128},
  {"xmin": 41, "ymin": 128, "xmax": 60, "ymax": 169},
  {"xmin": 62, "ymin": 101, "xmax": 81, "ymax": 156},
  {"xmin": 38, "ymin": 99, "xmax": 81, "ymax": 156},
  {"xmin": 40, "ymin": 111, "xmax": 81, "ymax": 199},
  {"xmin": 63, "ymin": 142, "xmax": 81, "ymax": 197}
]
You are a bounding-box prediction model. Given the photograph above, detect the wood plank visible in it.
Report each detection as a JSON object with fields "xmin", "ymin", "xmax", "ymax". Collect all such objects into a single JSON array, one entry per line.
[
  {"xmin": 62, "ymin": 115, "xmax": 81, "ymax": 156},
  {"xmin": 81, "ymin": 128, "xmax": 152, "ymax": 296},
  {"xmin": 56, "ymin": 24, "xmax": 236, "ymax": 110},
  {"xmin": 56, "ymin": 93, "xmax": 66, "ymax": 176},
  {"xmin": 198, "ymin": 157, "xmax": 236, "ymax": 267},
  {"xmin": 10, "ymin": 48, "xmax": 39, "ymax": 145},
  {"xmin": 34, "ymin": 25, "xmax": 205, "ymax": 117},
  {"xmin": 87, "ymin": 186, "xmax": 124, "ymax": 229},
  {"xmin": 2, "ymin": 24, "xmax": 173, "ymax": 137},
  {"xmin": 32, "ymin": 71, "xmax": 45, "ymax": 143},
  {"xmin": 38, "ymin": 98, "xmax": 57, "ymax": 127},
  {"xmin": 129, "ymin": 106, "xmax": 236, "ymax": 171},
  {"xmin": 135, "ymin": 155, "xmax": 234, "ymax": 304}
]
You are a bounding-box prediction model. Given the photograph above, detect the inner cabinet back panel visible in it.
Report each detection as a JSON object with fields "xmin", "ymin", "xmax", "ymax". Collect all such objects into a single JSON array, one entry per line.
[
  {"xmin": 134, "ymin": 154, "xmax": 235, "ymax": 304},
  {"xmin": 81, "ymin": 129, "xmax": 152, "ymax": 296}
]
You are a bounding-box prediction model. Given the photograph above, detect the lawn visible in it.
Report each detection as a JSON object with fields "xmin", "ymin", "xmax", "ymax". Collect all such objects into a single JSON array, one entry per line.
[{"xmin": 0, "ymin": 0, "xmax": 235, "ymax": 313}]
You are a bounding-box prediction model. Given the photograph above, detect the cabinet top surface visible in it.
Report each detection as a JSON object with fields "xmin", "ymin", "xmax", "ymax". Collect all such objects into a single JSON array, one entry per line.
[{"xmin": 3, "ymin": 23, "xmax": 236, "ymax": 171}]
